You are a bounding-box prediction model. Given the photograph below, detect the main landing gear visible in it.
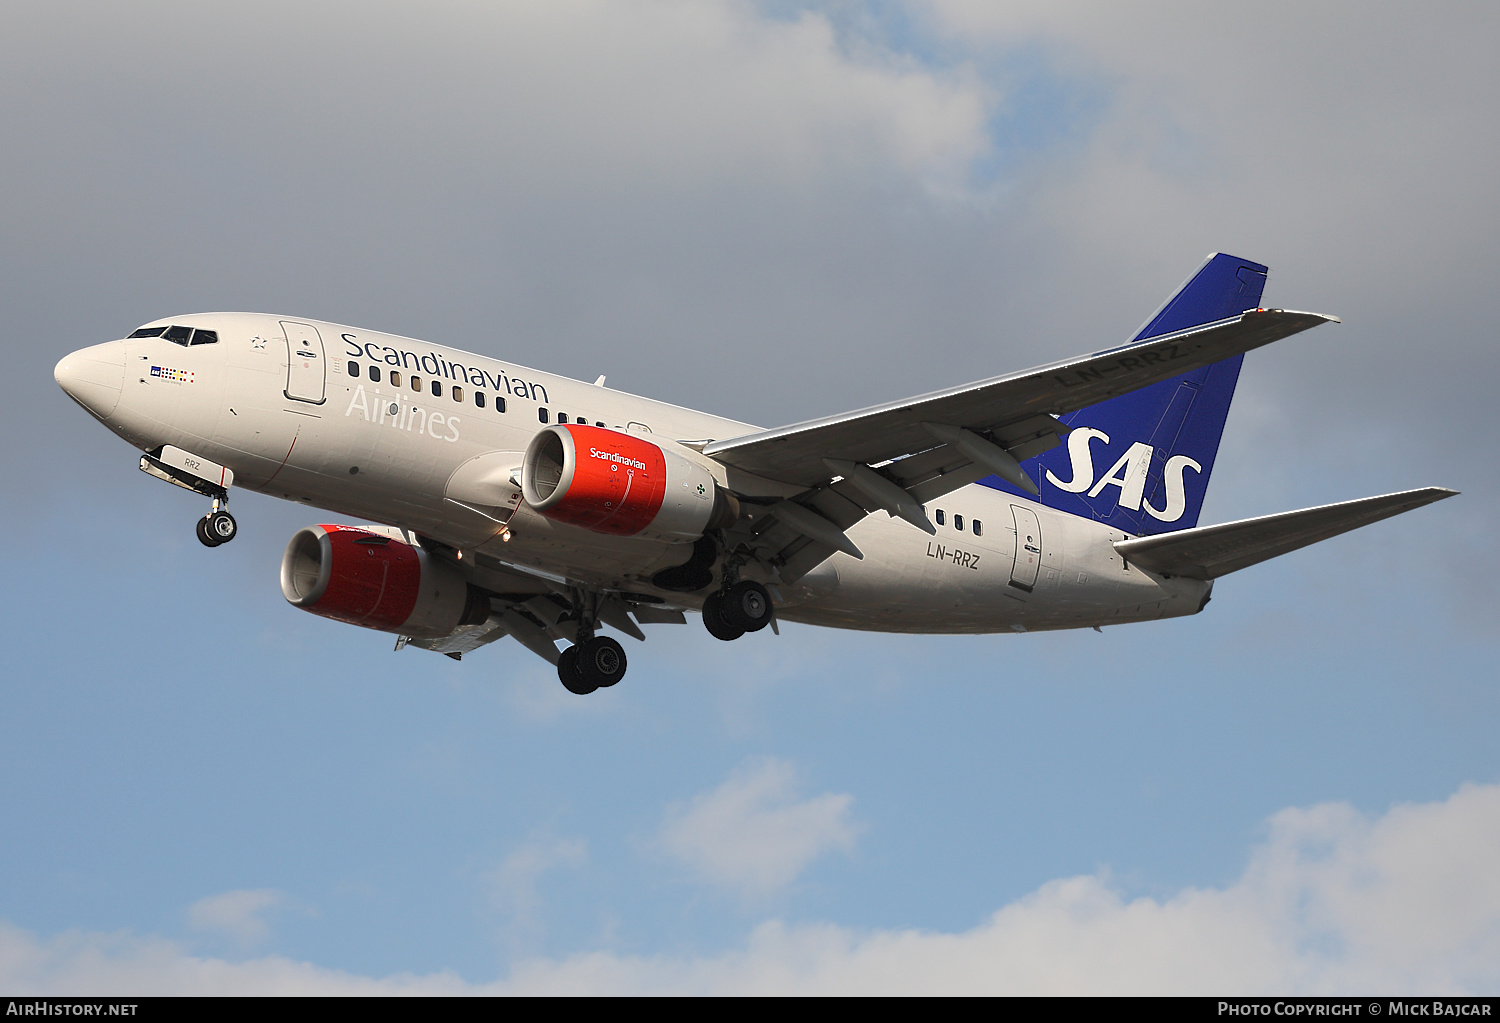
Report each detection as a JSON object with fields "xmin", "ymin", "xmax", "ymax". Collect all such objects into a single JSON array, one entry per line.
[
  {"xmin": 554, "ymin": 591, "xmax": 628, "ymax": 695},
  {"xmin": 196, "ymin": 500, "xmax": 237, "ymax": 548},
  {"xmin": 701, "ymin": 580, "xmax": 773, "ymax": 641},
  {"xmin": 557, "ymin": 635, "xmax": 627, "ymax": 695}
]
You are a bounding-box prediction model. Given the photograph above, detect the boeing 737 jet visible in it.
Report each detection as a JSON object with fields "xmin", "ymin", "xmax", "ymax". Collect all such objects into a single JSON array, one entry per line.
[{"xmin": 54, "ymin": 254, "xmax": 1454, "ymax": 693}]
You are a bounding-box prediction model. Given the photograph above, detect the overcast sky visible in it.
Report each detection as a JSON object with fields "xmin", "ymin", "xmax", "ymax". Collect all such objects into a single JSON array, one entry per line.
[{"xmin": 2, "ymin": 0, "xmax": 1497, "ymax": 994}]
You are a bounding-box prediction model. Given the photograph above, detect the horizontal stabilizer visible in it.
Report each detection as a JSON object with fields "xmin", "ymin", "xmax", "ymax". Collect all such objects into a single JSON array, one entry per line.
[{"xmin": 1113, "ymin": 487, "xmax": 1458, "ymax": 580}]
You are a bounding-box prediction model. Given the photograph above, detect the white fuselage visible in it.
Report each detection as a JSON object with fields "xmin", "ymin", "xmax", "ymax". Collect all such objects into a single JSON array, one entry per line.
[{"xmin": 64, "ymin": 313, "xmax": 1211, "ymax": 634}]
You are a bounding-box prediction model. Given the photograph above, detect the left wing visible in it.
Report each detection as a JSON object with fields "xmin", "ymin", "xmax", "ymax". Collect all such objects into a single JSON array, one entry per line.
[{"xmin": 402, "ymin": 547, "xmax": 688, "ymax": 662}]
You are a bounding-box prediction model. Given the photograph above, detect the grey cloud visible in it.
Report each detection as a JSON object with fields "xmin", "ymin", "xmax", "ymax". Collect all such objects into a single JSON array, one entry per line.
[{"xmin": 6, "ymin": 1, "xmax": 1494, "ymax": 602}]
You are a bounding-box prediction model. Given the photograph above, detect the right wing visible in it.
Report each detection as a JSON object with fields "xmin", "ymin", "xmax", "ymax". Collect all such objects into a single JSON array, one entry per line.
[
  {"xmin": 705, "ymin": 310, "xmax": 1334, "ymax": 488},
  {"xmin": 704, "ymin": 309, "xmax": 1336, "ymax": 582},
  {"xmin": 1112, "ymin": 487, "xmax": 1458, "ymax": 580}
]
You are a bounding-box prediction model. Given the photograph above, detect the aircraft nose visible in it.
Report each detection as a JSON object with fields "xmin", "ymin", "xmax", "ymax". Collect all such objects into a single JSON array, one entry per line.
[{"xmin": 55, "ymin": 341, "xmax": 126, "ymax": 420}]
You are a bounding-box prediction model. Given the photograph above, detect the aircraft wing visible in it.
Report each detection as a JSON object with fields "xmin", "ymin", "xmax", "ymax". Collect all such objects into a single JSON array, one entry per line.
[
  {"xmin": 704, "ymin": 309, "xmax": 1336, "ymax": 582},
  {"xmin": 1112, "ymin": 487, "xmax": 1458, "ymax": 580},
  {"xmin": 704, "ymin": 309, "xmax": 1335, "ymax": 487},
  {"xmin": 407, "ymin": 553, "xmax": 688, "ymax": 663}
]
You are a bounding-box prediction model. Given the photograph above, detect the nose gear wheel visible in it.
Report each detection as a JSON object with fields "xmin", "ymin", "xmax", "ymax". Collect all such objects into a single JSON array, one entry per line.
[{"xmin": 197, "ymin": 510, "xmax": 237, "ymax": 547}]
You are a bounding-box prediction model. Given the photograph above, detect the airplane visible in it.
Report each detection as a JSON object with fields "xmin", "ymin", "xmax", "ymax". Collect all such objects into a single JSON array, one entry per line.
[{"xmin": 53, "ymin": 253, "xmax": 1455, "ymax": 694}]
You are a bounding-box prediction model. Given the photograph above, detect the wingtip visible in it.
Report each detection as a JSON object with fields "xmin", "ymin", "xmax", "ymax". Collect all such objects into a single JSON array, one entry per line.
[{"xmin": 1396, "ymin": 486, "xmax": 1460, "ymax": 507}]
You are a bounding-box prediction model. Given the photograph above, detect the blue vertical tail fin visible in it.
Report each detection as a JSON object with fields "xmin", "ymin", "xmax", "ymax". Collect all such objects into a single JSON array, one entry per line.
[{"xmin": 981, "ymin": 253, "xmax": 1268, "ymax": 535}]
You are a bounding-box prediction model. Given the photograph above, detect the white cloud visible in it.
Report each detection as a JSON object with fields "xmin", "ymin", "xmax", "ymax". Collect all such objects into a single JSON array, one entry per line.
[
  {"xmin": 0, "ymin": 924, "xmax": 470, "ymax": 996},
  {"xmin": 5, "ymin": 782, "xmax": 1500, "ymax": 994},
  {"xmin": 487, "ymin": 831, "xmax": 589, "ymax": 944},
  {"xmin": 659, "ymin": 758, "xmax": 860, "ymax": 897},
  {"xmin": 185, "ymin": 890, "xmax": 285, "ymax": 946}
]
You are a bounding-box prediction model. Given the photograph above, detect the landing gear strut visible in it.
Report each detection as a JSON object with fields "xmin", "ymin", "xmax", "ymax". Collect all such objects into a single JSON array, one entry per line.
[
  {"xmin": 137, "ymin": 447, "xmax": 238, "ymax": 549},
  {"xmin": 701, "ymin": 580, "xmax": 773, "ymax": 641},
  {"xmin": 196, "ymin": 500, "xmax": 237, "ymax": 548},
  {"xmin": 556, "ymin": 593, "xmax": 629, "ymax": 694}
]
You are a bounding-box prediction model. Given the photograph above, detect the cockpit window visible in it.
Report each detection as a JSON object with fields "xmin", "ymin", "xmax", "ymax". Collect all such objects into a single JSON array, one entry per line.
[
  {"xmin": 128, "ymin": 326, "xmax": 166, "ymax": 338},
  {"xmin": 189, "ymin": 329, "xmax": 218, "ymax": 346},
  {"xmin": 162, "ymin": 325, "xmax": 192, "ymax": 345}
]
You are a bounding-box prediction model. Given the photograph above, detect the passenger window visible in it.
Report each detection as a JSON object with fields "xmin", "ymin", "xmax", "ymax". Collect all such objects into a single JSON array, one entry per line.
[
  {"xmin": 163, "ymin": 325, "xmax": 191, "ymax": 345},
  {"xmin": 954, "ymin": 514, "xmax": 964, "ymax": 532},
  {"xmin": 973, "ymin": 520, "xmax": 983, "ymax": 537},
  {"xmin": 557, "ymin": 413, "xmax": 569, "ymax": 424},
  {"xmin": 935, "ymin": 509, "xmax": 945, "ymax": 526},
  {"xmin": 538, "ymin": 408, "xmax": 549, "ymax": 424},
  {"xmin": 452, "ymin": 385, "xmax": 463, "ymax": 402},
  {"xmin": 475, "ymin": 392, "xmax": 486, "ymax": 409},
  {"xmin": 189, "ymin": 329, "xmax": 218, "ymax": 345},
  {"xmin": 128, "ymin": 326, "xmax": 166, "ymax": 338},
  {"xmin": 431, "ymin": 380, "xmax": 442, "ymax": 397},
  {"xmin": 347, "ymin": 361, "xmax": 359, "ymax": 377},
  {"xmin": 368, "ymin": 365, "xmax": 381, "ymax": 383},
  {"xmin": 411, "ymin": 376, "xmax": 422, "ymax": 392},
  {"xmin": 596, "ymin": 421, "xmax": 606, "ymax": 427},
  {"xmin": 390, "ymin": 371, "xmax": 402, "ymax": 388},
  {"xmin": 495, "ymin": 396, "xmax": 507, "ymax": 413}
]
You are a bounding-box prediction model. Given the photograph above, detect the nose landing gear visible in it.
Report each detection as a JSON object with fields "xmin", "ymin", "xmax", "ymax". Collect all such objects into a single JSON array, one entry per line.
[
  {"xmin": 138, "ymin": 446, "xmax": 240, "ymax": 549},
  {"xmin": 196, "ymin": 500, "xmax": 237, "ymax": 548}
]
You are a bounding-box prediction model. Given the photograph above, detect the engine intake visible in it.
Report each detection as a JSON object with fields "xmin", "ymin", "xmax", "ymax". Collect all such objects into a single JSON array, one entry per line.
[
  {"xmin": 280, "ymin": 525, "xmax": 488, "ymax": 639},
  {"xmin": 522, "ymin": 425, "xmax": 737, "ymax": 541}
]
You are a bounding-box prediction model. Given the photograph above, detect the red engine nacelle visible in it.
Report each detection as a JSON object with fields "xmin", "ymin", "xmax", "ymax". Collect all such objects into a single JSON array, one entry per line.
[
  {"xmin": 279, "ymin": 524, "xmax": 487, "ymax": 639},
  {"xmin": 521, "ymin": 425, "xmax": 737, "ymax": 541}
]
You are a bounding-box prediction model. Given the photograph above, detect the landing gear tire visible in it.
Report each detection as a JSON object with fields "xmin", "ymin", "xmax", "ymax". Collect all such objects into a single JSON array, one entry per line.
[
  {"xmin": 722, "ymin": 580, "xmax": 772, "ymax": 633},
  {"xmin": 576, "ymin": 636, "xmax": 626, "ymax": 688},
  {"xmin": 205, "ymin": 510, "xmax": 237, "ymax": 545},
  {"xmin": 196, "ymin": 517, "xmax": 221, "ymax": 548},
  {"xmin": 701, "ymin": 592, "xmax": 745, "ymax": 642},
  {"xmin": 557, "ymin": 645, "xmax": 597, "ymax": 695}
]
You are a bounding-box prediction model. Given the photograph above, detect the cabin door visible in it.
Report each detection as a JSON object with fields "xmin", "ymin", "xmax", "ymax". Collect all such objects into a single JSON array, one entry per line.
[
  {"xmin": 1009, "ymin": 505, "xmax": 1043, "ymax": 592},
  {"xmin": 282, "ymin": 321, "xmax": 327, "ymax": 404}
]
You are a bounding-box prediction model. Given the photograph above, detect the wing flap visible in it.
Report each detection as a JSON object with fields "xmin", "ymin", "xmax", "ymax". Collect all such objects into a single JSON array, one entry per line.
[
  {"xmin": 406, "ymin": 617, "xmax": 512, "ymax": 658},
  {"xmin": 1113, "ymin": 487, "xmax": 1457, "ymax": 580}
]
